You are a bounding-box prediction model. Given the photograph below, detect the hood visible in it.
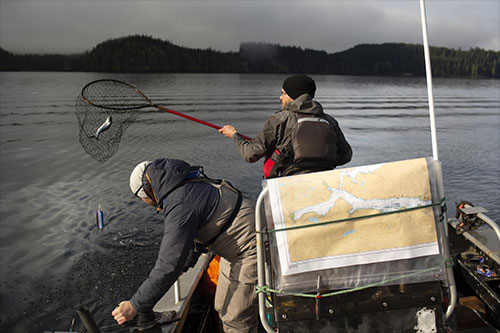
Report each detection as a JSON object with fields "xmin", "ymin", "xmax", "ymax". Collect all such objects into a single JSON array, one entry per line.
[
  {"xmin": 284, "ymin": 93, "xmax": 324, "ymax": 115},
  {"xmin": 144, "ymin": 158, "xmax": 194, "ymax": 208}
]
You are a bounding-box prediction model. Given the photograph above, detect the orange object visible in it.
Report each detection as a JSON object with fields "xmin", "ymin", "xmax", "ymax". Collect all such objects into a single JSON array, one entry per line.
[{"xmin": 206, "ymin": 256, "xmax": 221, "ymax": 295}]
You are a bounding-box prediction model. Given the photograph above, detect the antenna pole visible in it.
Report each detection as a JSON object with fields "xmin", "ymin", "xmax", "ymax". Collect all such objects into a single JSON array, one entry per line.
[
  {"xmin": 420, "ymin": 0, "xmax": 439, "ymax": 161},
  {"xmin": 420, "ymin": 2, "xmax": 457, "ymax": 321}
]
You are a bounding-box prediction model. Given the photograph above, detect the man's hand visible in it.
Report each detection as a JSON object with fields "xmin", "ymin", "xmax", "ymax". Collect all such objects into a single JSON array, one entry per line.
[
  {"xmin": 112, "ymin": 301, "xmax": 137, "ymax": 325},
  {"xmin": 219, "ymin": 125, "xmax": 237, "ymax": 139}
]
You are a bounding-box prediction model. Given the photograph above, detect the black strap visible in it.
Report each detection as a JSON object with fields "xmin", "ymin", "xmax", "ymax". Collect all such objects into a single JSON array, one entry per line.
[{"xmin": 202, "ymin": 189, "xmax": 243, "ymax": 248}]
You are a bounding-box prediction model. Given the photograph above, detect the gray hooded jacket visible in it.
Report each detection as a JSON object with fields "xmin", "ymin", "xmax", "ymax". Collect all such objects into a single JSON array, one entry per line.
[{"xmin": 232, "ymin": 94, "xmax": 352, "ymax": 177}]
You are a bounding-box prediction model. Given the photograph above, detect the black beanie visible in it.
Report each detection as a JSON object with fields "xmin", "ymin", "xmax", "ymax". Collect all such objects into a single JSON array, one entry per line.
[{"xmin": 282, "ymin": 75, "xmax": 316, "ymax": 99}]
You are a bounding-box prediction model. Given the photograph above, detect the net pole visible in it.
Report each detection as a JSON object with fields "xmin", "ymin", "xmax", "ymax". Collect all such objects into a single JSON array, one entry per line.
[{"xmin": 155, "ymin": 105, "xmax": 252, "ymax": 141}]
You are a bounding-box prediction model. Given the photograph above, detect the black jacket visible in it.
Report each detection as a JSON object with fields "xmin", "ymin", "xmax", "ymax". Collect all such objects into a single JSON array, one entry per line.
[{"xmin": 130, "ymin": 159, "xmax": 219, "ymax": 312}]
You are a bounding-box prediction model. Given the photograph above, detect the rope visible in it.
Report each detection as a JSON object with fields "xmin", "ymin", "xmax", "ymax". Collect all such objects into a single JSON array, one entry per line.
[
  {"xmin": 445, "ymin": 257, "xmax": 455, "ymax": 268},
  {"xmin": 256, "ymin": 265, "xmax": 447, "ymax": 299},
  {"xmin": 263, "ymin": 197, "xmax": 446, "ymax": 234}
]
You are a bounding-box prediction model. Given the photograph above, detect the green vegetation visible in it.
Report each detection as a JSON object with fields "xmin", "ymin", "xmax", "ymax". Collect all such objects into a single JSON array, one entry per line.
[
  {"xmin": 0, "ymin": 48, "xmax": 83, "ymax": 71},
  {"xmin": 1, "ymin": 35, "xmax": 498, "ymax": 78},
  {"xmin": 83, "ymin": 36, "xmax": 247, "ymax": 73}
]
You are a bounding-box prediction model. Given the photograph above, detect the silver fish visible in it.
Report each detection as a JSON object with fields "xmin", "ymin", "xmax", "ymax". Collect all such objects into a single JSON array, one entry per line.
[{"xmin": 95, "ymin": 116, "xmax": 112, "ymax": 139}]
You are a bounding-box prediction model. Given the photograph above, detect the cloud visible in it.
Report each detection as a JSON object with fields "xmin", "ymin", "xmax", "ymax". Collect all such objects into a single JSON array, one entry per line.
[
  {"xmin": 0, "ymin": 0, "xmax": 498, "ymax": 54},
  {"xmin": 425, "ymin": 0, "xmax": 500, "ymax": 51}
]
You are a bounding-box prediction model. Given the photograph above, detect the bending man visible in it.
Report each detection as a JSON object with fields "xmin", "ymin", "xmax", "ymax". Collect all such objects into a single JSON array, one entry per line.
[
  {"xmin": 219, "ymin": 74, "xmax": 352, "ymax": 178},
  {"xmin": 112, "ymin": 158, "xmax": 258, "ymax": 333}
]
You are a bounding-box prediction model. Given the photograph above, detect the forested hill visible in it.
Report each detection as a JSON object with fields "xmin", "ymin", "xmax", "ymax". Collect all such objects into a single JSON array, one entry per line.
[{"xmin": 1, "ymin": 35, "xmax": 499, "ymax": 78}]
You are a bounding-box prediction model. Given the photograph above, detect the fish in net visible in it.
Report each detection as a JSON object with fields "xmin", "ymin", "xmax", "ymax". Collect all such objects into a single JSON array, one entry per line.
[
  {"xmin": 75, "ymin": 79, "xmax": 149, "ymax": 163},
  {"xmin": 75, "ymin": 79, "xmax": 250, "ymax": 163},
  {"xmin": 75, "ymin": 95, "xmax": 140, "ymax": 163}
]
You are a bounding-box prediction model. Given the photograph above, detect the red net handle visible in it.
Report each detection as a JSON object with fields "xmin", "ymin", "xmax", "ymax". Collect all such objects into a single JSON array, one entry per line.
[{"xmin": 156, "ymin": 105, "xmax": 252, "ymax": 141}]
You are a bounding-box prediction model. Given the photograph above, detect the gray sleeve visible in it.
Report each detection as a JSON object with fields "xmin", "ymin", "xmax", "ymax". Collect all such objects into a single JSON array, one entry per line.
[
  {"xmin": 334, "ymin": 123, "xmax": 352, "ymax": 166},
  {"xmin": 325, "ymin": 114, "xmax": 352, "ymax": 166},
  {"xmin": 130, "ymin": 203, "xmax": 199, "ymax": 313},
  {"xmin": 231, "ymin": 115, "xmax": 279, "ymax": 163}
]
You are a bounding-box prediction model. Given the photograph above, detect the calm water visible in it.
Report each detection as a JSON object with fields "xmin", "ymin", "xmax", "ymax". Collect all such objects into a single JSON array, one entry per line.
[{"xmin": 0, "ymin": 72, "xmax": 499, "ymax": 332}]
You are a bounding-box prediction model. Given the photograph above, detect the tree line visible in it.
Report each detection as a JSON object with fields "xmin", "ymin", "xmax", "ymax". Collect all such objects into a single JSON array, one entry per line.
[{"xmin": 1, "ymin": 35, "xmax": 499, "ymax": 78}]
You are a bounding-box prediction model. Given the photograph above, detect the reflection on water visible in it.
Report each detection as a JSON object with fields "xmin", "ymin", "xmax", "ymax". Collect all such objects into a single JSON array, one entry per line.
[{"xmin": 0, "ymin": 72, "xmax": 499, "ymax": 331}]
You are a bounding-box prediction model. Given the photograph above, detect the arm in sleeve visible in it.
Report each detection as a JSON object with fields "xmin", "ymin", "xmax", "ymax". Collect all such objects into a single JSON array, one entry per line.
[
  {"xmin": 181, "ymin": 245, "xmax": 204, "ymax": 273},
  {"xmin": 325, "ymin": 115, "xmax": 352, "ymax": 166},
  {"xmin": 334, "ymin": 122, "xmax": 352, "ymax": 166},
  {"xmin": 130, "ymin": 203, "xmax": 199, "ymax": 313},
  {"xmin": 231, "ymin": 115, "xmax": 279, "ymax": 163}
]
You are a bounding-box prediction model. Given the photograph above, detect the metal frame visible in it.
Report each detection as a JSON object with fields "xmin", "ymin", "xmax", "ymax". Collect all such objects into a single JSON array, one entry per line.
[
  {"xmin": 256, "ymin": 187, "xmax": 275, "ymax": 333},
  {"xmin": 256, "ymin": 176, "xmax": 455, "ymax": 332}
]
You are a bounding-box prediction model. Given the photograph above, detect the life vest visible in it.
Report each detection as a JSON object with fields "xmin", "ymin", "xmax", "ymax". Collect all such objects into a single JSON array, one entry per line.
[
  {"xmin": 291, "ymin": 113, "xmax": 338, "ymax": 168},
  {"xmin": 173, "ymin": 168, "xmax": 243, "ymax": 248},
  {"xmin": 263, "ymin": 112, "xmax": 337, "ymax": 178}
]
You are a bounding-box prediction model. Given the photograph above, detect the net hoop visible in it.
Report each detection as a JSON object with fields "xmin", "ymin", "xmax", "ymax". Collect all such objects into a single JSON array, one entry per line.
[{"xmin": 81, "ymin": 79, "xmax": 153, "ymax": 111}]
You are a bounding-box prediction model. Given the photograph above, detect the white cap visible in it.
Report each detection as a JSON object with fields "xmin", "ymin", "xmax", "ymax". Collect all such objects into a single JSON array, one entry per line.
[{"xmin": 130, "ymin": 161, "xmax": 152, "ymax": 198}]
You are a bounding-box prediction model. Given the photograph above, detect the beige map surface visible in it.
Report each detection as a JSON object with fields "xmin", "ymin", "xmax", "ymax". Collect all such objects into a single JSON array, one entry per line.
[{"xmin": 267, "ymin": 158, "xmax": 438, "ymax": 264}]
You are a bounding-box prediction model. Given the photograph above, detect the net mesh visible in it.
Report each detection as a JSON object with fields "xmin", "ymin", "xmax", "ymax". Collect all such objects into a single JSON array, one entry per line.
[{"xmin": 75, "ymin": 80, "xmax": 149, "ymax": 163}]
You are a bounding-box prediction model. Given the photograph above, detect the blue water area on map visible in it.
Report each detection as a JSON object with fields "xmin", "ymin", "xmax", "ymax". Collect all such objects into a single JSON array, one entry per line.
[{"xmin": 343, "ymin": 229, "xmax": 357, "ymax": 238}]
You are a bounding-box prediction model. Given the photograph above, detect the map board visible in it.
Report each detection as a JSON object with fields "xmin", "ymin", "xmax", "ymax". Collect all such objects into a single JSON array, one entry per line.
[{"xmin": 265, "ymin": 158, "xmax": 440, "ymax": 276}]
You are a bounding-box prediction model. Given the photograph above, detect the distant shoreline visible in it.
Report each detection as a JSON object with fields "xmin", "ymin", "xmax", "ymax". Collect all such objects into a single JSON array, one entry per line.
[
  {"xmin": 1, "ymin": 35, "xmax": 499, "ymax": 78},
  {"xmin": 1, "ymin": 71, "xmax": 498, "ymax": 80}
]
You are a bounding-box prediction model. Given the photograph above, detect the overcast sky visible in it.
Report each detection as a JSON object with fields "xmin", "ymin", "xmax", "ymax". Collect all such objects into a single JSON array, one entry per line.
[{"xmin": 1, "ymin": 0, "xmax": 499, "ymax": 55}]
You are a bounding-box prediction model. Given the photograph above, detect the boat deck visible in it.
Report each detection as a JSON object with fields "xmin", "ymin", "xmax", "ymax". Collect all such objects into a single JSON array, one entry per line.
[{"xmin": 152, "ymin": 254, "xmax": 212, "ymax": 332}]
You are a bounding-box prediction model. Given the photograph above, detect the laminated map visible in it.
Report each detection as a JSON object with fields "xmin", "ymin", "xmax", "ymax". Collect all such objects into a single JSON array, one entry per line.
[{"xmin": 265, "ymin": 158, "xmax": 440, "ymax": 276}]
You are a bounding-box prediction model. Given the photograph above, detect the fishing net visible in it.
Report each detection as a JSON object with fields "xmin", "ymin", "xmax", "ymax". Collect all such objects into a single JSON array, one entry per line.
[
  {"xmin": 75, "ymin": 79, "xmax": 246, "ymax": 163},
  {"xmin": 75, "ymin": 96, "xmax": 139, "ymax": 163},
  {"xmin": 75, "ymin": 80, "xmax": 150, "ymax": 163}
]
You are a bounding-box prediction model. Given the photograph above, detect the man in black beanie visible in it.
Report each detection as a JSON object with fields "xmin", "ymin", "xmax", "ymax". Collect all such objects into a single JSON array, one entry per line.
[
  {"xmin": 219, "ymin": 74, "xmax": 352, "ymax": 178},
  {"xmin": 282, "ymin": 74, "xmax": 317, "ymax": 100}
]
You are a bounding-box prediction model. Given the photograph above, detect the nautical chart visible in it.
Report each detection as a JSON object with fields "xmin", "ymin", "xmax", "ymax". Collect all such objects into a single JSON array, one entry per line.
[{"xmin": 265, "ymin": 158, "xmax": 440, "ymax": 276}]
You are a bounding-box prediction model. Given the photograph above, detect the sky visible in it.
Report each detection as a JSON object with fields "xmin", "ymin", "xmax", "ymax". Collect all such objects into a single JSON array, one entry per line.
[{"xmin": 0, "ymin": 0, "xmax": 499, "ymax": 55}]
